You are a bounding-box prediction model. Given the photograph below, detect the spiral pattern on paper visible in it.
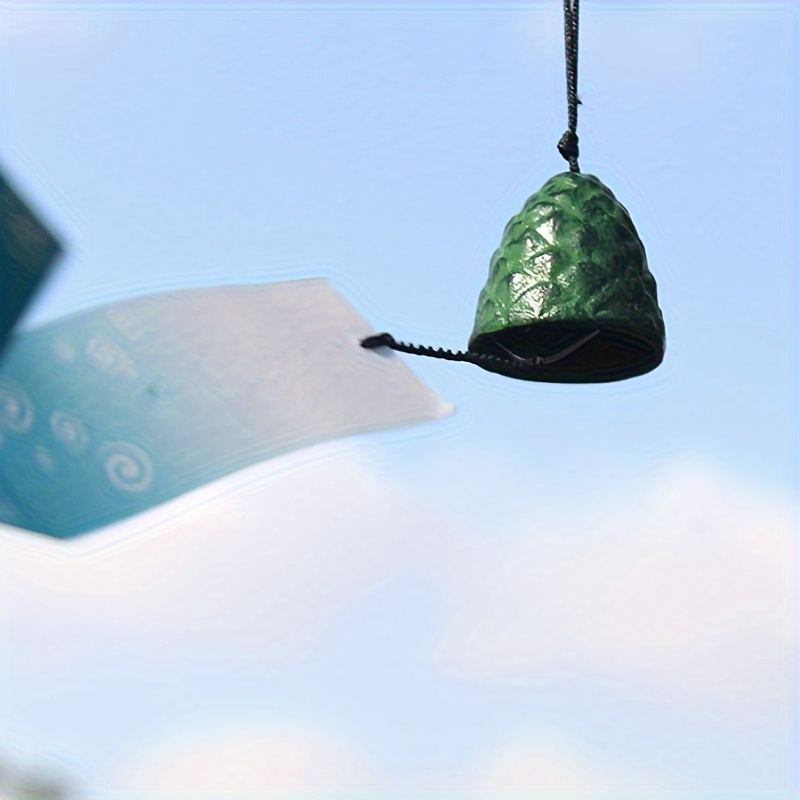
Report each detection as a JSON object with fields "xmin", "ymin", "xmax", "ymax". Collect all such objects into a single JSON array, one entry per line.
[
  {"xmin": 50, "ymin": 410, "xmax": 89, "ymax": 452},
  {"xmin": 32, "ymin": 445, "xmax": 57, "ymax": 474},
  {"xmin": 85, "ymin": 336, "xmax": 121, "ymax": 371},
  {"xmin": 101, "ymin": 441, "xmax": 154, "ymax": 493},
  {"xmin": 0, "ymin": 378, "xmax": 35, "ymax": 433}
]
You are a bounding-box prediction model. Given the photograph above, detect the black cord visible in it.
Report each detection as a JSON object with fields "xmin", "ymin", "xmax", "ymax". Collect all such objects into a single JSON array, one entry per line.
[{"xmin": 556, "ymin": 0, "xmax": 581, "ymax": 172}]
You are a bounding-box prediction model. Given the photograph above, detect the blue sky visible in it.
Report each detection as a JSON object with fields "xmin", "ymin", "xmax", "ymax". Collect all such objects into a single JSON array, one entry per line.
[{"xmin": 0, "ymin": 2, "xmax": 797, "ymax": 798}]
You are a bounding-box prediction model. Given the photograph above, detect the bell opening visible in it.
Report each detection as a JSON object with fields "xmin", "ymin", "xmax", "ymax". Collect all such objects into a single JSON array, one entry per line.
[{"xmin": 469, "ymin": 321, "xmax": 663, "ymax": 383}]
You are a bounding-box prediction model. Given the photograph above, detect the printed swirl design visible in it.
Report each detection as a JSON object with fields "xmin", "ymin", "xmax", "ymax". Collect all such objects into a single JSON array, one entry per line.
[
  {"xmin": 100, "ymin": 441, "xmax": 155, "ymax": 493},
  {"xmin": 84, "ymin": 336, "xmax": 139, "ymax": 380},
  {"xmin": 50, "ymin": 410, "xmax": 89, "ymax": 452},
  {"xmin": 85, "ymin": 336, "xmax": 122, "ymax": 371},
  {"xmin": 0, "ymin": 377, "xmax": 35, "ymax": 434},
  {"xmin": 32, "ymin": 445, "xmax": 57, "ymax": 474}
]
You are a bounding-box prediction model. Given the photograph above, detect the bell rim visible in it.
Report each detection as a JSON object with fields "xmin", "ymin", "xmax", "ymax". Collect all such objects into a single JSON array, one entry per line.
[{"xmin": 468, "ymin": 320, "xmax": 665, "ymax": 384}]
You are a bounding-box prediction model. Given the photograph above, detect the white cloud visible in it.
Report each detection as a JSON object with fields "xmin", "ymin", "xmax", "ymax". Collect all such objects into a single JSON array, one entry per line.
[
  {"xmin": 0, "ymin": 442, "xmax": 433, "ymax": 667},
  {"xmin": 109, "ymin": 726, "xmax": 665, "ymax": 799},
  {"xmin": 106, "ymin": 722, "xmax": 380, "ymax": 796},
  {"xmin": 433, "ymin": 457, "xmax": 797, "ymax": 716},
  {"xmin": 478, "ymin": 732, "xmax": 666, "ymax": 796},
  {"xmin": 2, "ymin": 448, "xmax": 795, "ymax": 792}
]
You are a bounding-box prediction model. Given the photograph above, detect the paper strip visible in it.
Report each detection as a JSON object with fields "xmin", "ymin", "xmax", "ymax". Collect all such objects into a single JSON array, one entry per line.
[
  {"xmin": 0, "ymin": 166, "xmax": 63, "ymax": 353},
  {"xmin": 0, "ymin": 279, "xmax": 451, "ymax": 538}
]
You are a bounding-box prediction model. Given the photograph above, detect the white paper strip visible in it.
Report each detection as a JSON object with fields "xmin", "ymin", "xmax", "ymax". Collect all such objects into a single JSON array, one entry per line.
[{"xmin": 0, "ymin": 279, "xmax": 451, "ymax": 538}]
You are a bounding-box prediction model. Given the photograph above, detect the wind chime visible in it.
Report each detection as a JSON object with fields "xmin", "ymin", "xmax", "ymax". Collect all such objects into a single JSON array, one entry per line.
[
  {"xmin": 362, "ymin": 0, "xmax": 666, "ymax": 383},
  {"xmin": 0, "ymin": 0, "xmax": 665, "ymax": 540}
]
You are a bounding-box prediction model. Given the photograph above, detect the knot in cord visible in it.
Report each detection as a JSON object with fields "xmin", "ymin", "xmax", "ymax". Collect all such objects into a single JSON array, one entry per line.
[{"xmin": 557, "ymin": 130, "xmax": 580, "ymax": 163}]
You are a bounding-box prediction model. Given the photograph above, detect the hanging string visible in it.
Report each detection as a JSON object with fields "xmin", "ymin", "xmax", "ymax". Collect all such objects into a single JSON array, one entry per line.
[
  {"xmin": 360, "ymin": 0, "xmax": 584, "ymax": 367},
  {"xmin": 556, "ymin": 0, "xmax": 581, "ymax": 172}
]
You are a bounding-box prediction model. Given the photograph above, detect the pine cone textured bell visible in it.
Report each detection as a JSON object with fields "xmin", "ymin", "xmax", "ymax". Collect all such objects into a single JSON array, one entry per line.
[{"xmin": 469, "ymin": 172, "xmax": 665, "ymax": 383}]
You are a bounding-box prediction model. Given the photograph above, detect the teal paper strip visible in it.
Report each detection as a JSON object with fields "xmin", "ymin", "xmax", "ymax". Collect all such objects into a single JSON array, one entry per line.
[
  {"xmin": 0, "ymin": 279, "xmax": 451, "ymax": 538},
  {"xmin": 0, "ymin": 166, "xmax": 63, "ymax": 354}
]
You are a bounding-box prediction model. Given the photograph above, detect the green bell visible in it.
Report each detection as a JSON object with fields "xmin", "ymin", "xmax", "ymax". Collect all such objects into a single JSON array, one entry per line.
[{"xmin": 468, "ymin": 171, "xmax": 665, "ymax": 383}]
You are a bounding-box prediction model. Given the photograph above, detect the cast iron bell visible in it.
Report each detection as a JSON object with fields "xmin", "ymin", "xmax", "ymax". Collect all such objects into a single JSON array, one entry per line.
[
  {"xmin": 468, "ymin": 171, "xmax": 665, "ymax": 383},
  {"xmin": 361, "ymin": 0, "xmax": 666, "ymax": 384}
]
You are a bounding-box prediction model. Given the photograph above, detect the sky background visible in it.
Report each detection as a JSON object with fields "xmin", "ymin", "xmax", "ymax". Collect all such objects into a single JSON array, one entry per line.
[{"xmin": 0, "ymin": 1, "xmax": 797, "ymax": 798}]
